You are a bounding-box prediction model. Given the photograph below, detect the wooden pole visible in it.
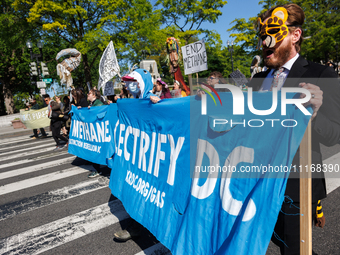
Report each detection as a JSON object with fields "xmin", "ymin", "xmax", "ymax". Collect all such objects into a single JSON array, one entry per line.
[
  {"xmin": 188, "ymin": 74, "xmax": 193, "ymax": 94},
  {"xmin": 299, "ymin": 120, "xmax": 312, "ymax": 255}
]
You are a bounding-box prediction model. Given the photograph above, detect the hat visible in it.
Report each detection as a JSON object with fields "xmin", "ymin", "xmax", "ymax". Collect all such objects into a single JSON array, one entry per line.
[
  {"xmin": 156, "ymin": 78, "xmax": 168, "ymax": 88},
  {"xmin": 122, "ymin": 75, "xmax": 137, "ymax": 81},
  {"xmin": 174, "ymin": 80, "xmax": 180, "ymax": 86}
]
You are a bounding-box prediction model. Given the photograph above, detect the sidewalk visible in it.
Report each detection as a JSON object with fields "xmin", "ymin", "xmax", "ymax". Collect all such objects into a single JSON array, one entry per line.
[
  {"xmin": 0, "ymin": 124, "xmax": 51, "ymax": 139},
  {"xmin": 0, "ymin": 113, "xmax": 50, "ymax": 139},
  {"xmin": 0, "ymin": 125, "xmax": 36, "ymax": 139}
]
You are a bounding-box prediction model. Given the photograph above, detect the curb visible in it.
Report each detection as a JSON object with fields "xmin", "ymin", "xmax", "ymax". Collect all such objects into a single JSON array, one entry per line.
[{"xmin": 0, "ymin": 127, "xmax": 51, "ymax": 139}]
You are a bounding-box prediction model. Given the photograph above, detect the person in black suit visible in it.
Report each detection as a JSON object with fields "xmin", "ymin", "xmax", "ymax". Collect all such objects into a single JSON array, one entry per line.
[{"xmin": 249, "ymin": 3, "xmax": 340, "ymax": 255}]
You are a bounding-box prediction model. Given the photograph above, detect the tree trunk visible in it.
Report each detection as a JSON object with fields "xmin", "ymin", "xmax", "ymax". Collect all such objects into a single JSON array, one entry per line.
[
  {"xmin": 2, "ymin": 80, "xmax": 15, "ymax": 114},
  {"xmin": 0, "ymin": 82, "xmax": 6, "ymax": 116},
  {"xmin": 83, "ymin": 54, "xmax": 92, "ymax": 89}
]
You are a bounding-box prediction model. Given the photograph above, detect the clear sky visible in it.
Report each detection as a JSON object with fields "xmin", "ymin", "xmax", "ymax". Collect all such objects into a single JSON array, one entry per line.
[{"xmin": 200, "ymin": 0, "xmax": 264, "ymax": 45}]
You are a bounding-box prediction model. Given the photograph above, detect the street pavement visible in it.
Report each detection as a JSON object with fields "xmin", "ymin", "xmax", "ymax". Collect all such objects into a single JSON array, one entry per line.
[{"xmin": 0, "ymin": 125, "xmax": 339, "ymax": 255}]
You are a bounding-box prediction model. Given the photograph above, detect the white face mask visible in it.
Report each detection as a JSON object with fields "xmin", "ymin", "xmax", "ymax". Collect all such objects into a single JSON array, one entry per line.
[{"xmin": 126, "ymin": 81, "xmax": 140, "ymax": 94}]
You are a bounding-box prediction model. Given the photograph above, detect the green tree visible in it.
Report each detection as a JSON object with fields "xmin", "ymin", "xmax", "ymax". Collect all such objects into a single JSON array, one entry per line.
[
  {"xmin": 0, "ymin": 0, "xmax": 41, "ymax": 115},
  {"xmin": 156, "ymin": 0, "xmax": 228, "ymax": 44},
  {"xmin": 228, "ymin": 0, "xmax": 340, "ymax": 68},
  {"xmin": 13, "ymin": 0, "xmax": 160, "ymax": 88}
]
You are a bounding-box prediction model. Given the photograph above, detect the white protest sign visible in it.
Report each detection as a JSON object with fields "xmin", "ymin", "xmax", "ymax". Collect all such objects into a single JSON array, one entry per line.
[
  {"xmin": 181, "ymin": 39, "xmax": 208, "ymax": 75},
  {"xmin": 37, "ymin": 81, "xmax": 46, "ymax": 88},
  {"xmin": 103, "ymin": 81, "xmax": 115, "ymax": 96}
]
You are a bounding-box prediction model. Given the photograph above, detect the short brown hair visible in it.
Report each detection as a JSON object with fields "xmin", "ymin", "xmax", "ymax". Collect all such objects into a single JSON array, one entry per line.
[
  {"xmin": 209, "ymin": 71, "xmax": 227, "ymax": 84},
  {"xmin": 89, "ymin": 88, "xmax": 101, "ymax": 99},
  {"xmin": 260, "ymin": 3, "xmax": 305, "ymax": 52}
]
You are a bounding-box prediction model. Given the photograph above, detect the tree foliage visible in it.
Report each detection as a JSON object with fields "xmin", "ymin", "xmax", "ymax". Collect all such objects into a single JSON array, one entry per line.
[
  {"xmin": 156, "ymin": 0, "xmax": 227, "ymax": 43},
  {"xmin": 12, "ymin": 0, "xmax": 162, "ymax": 87},
  {"xmin": 228, "ymin": 0, "xmax": 340, "ymax": 67},
  {"xmin": 0, "ymin": 0, "xmax": 41, "ymax": 114}
]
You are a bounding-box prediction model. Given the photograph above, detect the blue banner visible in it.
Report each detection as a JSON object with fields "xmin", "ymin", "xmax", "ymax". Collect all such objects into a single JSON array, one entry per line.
[
  {"xmin": 68, "ymin": 104, "xmax": 118, "ymax": 165},
  {"xmin": 108, "ymin": 92, "xmax": 311, "ymax": 255}
]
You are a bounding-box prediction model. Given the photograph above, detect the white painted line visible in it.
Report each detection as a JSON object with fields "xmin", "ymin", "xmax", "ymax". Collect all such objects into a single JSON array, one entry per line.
[
  {"xmin": 0, "ymin": 136, "xmax": 51, "ymax": 146},
  {"xmin": 0, "ymin": 135, "xmax": 37, "ymax": 144},
  {"xmin": 0, "ymin": 151, "xmax": 71, "ymax": 169},
  {"xmin": 0, "ymin": 175, "xmax": 108, "ymax": 221},
  {"xmin": 0, "ymin": 156, "xmax": 75, "ymax": 180},
  {"xmin": 0, "ymin": 142, "xmax": 55, "ymax": 156},
  {"xmin": 135, "ymin": 243, "xmax": 172, "ymax": 255},
  {"xmin": 0, "ymin": 166, "xmax": 90, "ymax": 195},
  {"xmin": 324, "ymin": 152, "xmax": 340, "ymax": 194},
  {"xmin": 0, "ymin": 146, "xmax": 55, "ymax": 162},
  {"xmin": 0, "ymin": 200, "xmax": 129, "ymax": 255},
  {"xmin": 0, "ymin": 139, "xmax": 54, "ymax": 152}
]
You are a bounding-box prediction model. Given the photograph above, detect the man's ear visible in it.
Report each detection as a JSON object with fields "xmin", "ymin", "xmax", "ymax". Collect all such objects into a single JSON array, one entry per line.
[{"xmin": 291, "ymin": 27, "xmax": 302, "ymax": 44}]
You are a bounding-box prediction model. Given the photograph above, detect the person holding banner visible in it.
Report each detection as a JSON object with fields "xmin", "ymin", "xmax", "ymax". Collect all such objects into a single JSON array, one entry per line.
[
  {"xmin": 30, "ymin": 98, "xmax": 48, "ymax": 139},
  {"xmin": 121, "ymin": 69, "xmax": 157, "ymax": 99},
  {"xmin": 113, "ymin": 68, "xmax": 157, "ymax": 241},
  {"xmin": 50, "ymin": 101, "xmax": 69, "ymax": 151},
  {"xmin": 86, "ymin": 88, "xmax": 105, "ymax": 178},
  {"xmin": 71, "ymin": 88, "xmax": 88, "ymax": 108},
  {"xmin": 154, "ymin": 78, "xmax": 172, "ymax": 99},
  {"xmin": 196, "ymin": 71, "xmax": 228, "ymax": 96},
  {"xmin": 107, "ymin": 94, "xmax": 119, "ymax": 104},
  {"xmin": 249, "ymin": 3, "xmax": 340, "ymax": 254},
  {"xmin": 88, "ymin": 89, "xmax": 104, "ymax": 107},
  {"xmin": 171, "ymin": 80, "xmax": 187, "ymax": 98}
]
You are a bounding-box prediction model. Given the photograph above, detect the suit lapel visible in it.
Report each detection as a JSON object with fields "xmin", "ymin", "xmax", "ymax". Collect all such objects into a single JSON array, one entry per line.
[{"xmin": 284, "ymin": 55, "xmax": 309, "ymax": 87}]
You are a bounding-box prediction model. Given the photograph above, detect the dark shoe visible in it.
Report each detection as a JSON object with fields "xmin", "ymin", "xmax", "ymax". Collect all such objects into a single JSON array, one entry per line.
[
  {"xmin": 88, "ymin": 171, "xmax": 101, "ymax": 178},
  {"xmin": 114, "ymin": 226, "xmax": 141, "ymax": 241},
  {"xmin": 40, "ymin": 135, "xmax": 48, "ymax": 139}
]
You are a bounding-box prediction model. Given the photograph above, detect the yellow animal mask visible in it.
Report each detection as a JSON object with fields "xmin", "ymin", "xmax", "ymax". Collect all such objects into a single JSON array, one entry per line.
[{"xmin": 257, "ymin": 7, "xmax": 289, "ymax": 48}]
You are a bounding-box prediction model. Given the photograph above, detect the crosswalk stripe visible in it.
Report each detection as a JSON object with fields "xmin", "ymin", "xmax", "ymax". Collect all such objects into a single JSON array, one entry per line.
[
  {"xmin": 0, "ymin": 146, "xmax": 55, "ymax": 162},
  {"xmin": 0, "ymin": 156, "xmax": 76, "ymax": 180},
  {"xmin": 0, "ymin": 175, "xmax": 109, "ymax": 221},
  {"xmin": 135, "ymin": 243, "xmax": 171, "ymax": 255},
  {"xmin": 0, "ymin": 142, "xmax": 54, "ymax": 156},
  {"xmin": 0, "ymin": 135, "xmax": 38, "ymax": 144},
  {"xmin": 0, "ymin": 139, "xmax": 53, "ymax": 152},
  {"xmin": 0, "ymin": 200, "xmax": 128, "ymax": 255},
  {"xmin": 0, "ymin": 151, "xmax": 71, "ymax": 169},
  {"xmin": 0, "ymin": 166, "xmax": 89, "ymax": 196}
]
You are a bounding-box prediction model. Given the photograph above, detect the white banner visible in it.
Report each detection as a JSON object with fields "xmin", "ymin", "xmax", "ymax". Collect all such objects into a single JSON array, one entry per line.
[
  {"xmin": 181, "ymin": 40, "xmax": 208, "ymax": 75},
  {"xmin": 98, "ymin": 41, "xmax": 120, "ymax": 91}
]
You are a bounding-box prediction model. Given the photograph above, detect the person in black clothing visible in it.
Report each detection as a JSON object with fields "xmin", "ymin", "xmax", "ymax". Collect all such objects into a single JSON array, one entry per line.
[
  {"xmin": 30, "ymin": 98, "xmax": 48, "ymax": 139},
  {"xmin": 50, "ymin": 101, "xmax": 69, "ymax": 151},
  {"xmin": 71, "ymin": 88, "xmax": 88, "ymax": 108},
  {"xmin": 61, "ymin": 96, "xmax": 71, "ymax": 137},
  {"xmin": 107, "ymin": 94, "xmax": 120, "ymax": 104},
  {"xmin": 249, "ymin": 3, "xmax": 340, "ymax": 254}
]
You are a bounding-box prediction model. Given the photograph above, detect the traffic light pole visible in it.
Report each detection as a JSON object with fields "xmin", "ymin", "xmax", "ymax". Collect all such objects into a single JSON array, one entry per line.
[{"xmin": 28, "ymin": 48, "xmax": 43, "ymax": 80}]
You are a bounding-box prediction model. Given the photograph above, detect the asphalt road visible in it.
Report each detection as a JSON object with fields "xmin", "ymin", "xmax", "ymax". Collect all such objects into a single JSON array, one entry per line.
[{"xmin": 0, "ymin": 131, "xmax": 339, "ymax": 255}]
